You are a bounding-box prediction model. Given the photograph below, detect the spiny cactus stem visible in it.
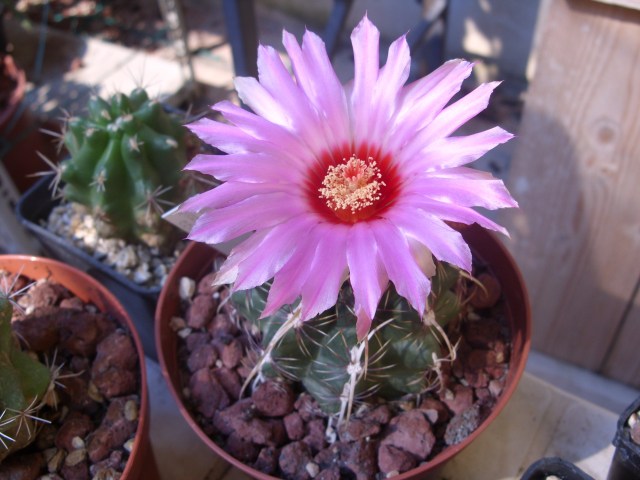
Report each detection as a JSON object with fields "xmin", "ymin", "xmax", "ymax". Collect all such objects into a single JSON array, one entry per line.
[
  {"xmin": 337, "ymin": 318, "xmax": 394, "ymax": 424},
  {"xmin": 422, "ymin": 309, "xmax": 457, "ymax": 362},
  {"xmin": 240, "ymin": 305, "xmax": 304, "ymax": 397}
]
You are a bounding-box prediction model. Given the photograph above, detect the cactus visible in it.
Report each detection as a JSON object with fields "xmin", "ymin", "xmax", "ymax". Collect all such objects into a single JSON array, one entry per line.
[
  {"xmin": 232, "ymin": 260, "xmax": 464, "ymax": 422},
  {"xmin": 59, "ymin": 88, "xmax": 186, "ymax": 245},
  {"xmin": 0, "ymin": 293, "xmax": 51, "ymax": 463}
]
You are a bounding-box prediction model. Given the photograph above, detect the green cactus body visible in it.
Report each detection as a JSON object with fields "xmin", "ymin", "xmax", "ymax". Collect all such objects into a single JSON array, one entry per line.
[
  {"xmin": 232, "ymin": 261, "xmax": 462, "ymax": 420},
  {"xmin": 60, "ymin": 88, "xmax": 186, "ymax": 243},
  {"xmin": 0, "ymin": 297, "xmax": 51, "ymax": 463}
]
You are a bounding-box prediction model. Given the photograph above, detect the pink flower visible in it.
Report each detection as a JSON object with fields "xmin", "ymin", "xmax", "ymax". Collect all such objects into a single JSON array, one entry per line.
[{"xmin": 181, "ymin": 15, "xmax": 517, "ymax": 339}]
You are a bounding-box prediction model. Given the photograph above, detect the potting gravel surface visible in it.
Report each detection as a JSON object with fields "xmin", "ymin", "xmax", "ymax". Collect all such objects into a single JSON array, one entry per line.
[
  {"xmin": 171, "ymin": 266, "xmax": 513, "ymax": 480},
  {"xmin": 0, "ymin": 271, "xmax": 141, "ymax": 480}
]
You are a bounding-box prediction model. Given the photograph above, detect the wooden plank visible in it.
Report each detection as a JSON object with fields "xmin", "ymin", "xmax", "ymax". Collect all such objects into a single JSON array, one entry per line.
[
  {"xmin": 602, "ymin": 284, "xmax": 640, "ymax": 385},
  {"xmin": 499, "ymin": 0, "xmax": 640, "ymax": 376}
]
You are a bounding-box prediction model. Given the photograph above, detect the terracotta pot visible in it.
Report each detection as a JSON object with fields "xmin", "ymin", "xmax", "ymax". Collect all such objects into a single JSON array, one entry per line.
[
  {"xmin": 0, "ymin": 255, "xmax": 159, "ymax": 480},
  {"xmin": 0, "ymin": 55, "xmax": 58, "ymax": 193},
  {"xmin": 155, "ymin": 223, "xmax": 531, "ymax": 479}
]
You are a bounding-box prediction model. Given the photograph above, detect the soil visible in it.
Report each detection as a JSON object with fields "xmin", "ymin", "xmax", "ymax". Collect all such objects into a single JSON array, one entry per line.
[
  {"xmin": 0, "ymin": 270, "xmax": 141, "ymax": 480},
  {"xmin": 171, "ymin": 266, "xmax": 512, "ymax": 479}
]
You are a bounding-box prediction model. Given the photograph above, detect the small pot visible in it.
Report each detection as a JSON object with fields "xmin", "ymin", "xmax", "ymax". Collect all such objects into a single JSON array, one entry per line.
[
  {"xmin": 16, "ymin": 175, "xmax": 162, "ymax": 359},
  {"xmin": 521, "ymin": 457, "xmax": 595, "ymax": 480},
  {"xmin": 155, "ymin": 223, "xmax": 531, "ymax": 479},
  {"xmin": 607, "ymin": 395, "xmax": 640, "ymax": 480},
  {"xmin": 0, "ymin": 254, "xmax": 158, "ymax": 479}
]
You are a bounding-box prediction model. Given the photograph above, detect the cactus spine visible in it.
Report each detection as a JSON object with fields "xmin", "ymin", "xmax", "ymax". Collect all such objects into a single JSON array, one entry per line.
[
  {"xmin": 232, "ymin": 260, "xmax": 463, "ymax": 421},
  {"xmin": 0, "ymin": 294, "xmax": 51, "ymax": 463},
  {"xmin": 59, "ymin": 88, "xmax": 186, "ymax": 245}
]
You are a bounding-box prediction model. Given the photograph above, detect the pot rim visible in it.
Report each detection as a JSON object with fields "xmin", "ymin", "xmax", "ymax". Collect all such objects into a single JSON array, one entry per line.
[{"xmin": 155, "ymin": 223, "xmax": 531, "ymax": 480}]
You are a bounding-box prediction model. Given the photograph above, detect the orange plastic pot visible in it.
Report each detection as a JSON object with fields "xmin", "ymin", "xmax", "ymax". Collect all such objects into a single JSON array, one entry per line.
[
  {"xmin": 0, "ymin": 255, "xmax": 159, "ymax": 480},
  {"xmin": 155, "ymin": 223, "xmax": 531, "ymax": 479}
]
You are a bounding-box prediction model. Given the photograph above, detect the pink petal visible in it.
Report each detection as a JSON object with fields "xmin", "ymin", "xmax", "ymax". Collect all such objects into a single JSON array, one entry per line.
[
  {"xmin": 386, "ymin": 207, "xmax": 472, "ymax": 272},
  {"xmin": 402, "ymin": 127, "xmax": 514, "ymax": 173},
  {"xmin": 234, "ymin": 76, "xmax": 293, "ymax": 129},
  {"xmin": 282, "ymin": 30, "xmax": 351, "ymax": 148},
  {"xmin": 185, "ymin": 153, "xmax": 302, "ymax": 183},
  {"xmin": 388, "ymin": 59, "xmax": 473, "ymax": 151},
  {"xmin": 299, "ymin": 225, "xmax": 349, "ymax": 320},
  {"xmin": 401, "ymin": 81, "xmax": 501, "ymax": 160},
  {"xmin": 179, "ymin": 182, "xmax": 287, "ymax": 213},
  {"xmin": 346, "ymin": 222, "xmax": 389, "ymax": 340},
  {"xmin": 346, "ymin": 222, "xmax": 388, "ymax": 331},
  {"xmin": 234, "ymin": 216, "xmax": 318, "ymax": 290},
  {"xmin": 188, "ymin": 192, "xmax": 306, "ymax": 244},
  {"xmin": 372, "ymin": 219, "xmax": 431, "ymax": 316},
  {"xmin": 350, "ymin": 15, "xmax": 380, "ymax": 143}
]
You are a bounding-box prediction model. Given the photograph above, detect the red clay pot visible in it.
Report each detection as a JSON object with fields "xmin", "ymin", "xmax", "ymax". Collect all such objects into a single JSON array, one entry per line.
[
  {"xmin": 155, "ymin": 223, "xmax": 531, "ymax": 479},
  {"xmin": 0, "ymin": 255, "xmax": 159, "ymax": 480}
]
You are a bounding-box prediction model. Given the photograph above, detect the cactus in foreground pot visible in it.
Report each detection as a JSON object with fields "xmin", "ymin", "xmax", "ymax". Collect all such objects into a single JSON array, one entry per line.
[
  {"xmin": 59, "ymin": 88, "xmax": 186, "ymax": 245},
  {"xmin": 233, "ymin": 261, "xmax": 463, "ymax": 421},
  {"xmin": 0, "ymin": 292, "xmax": 50, "ymax": 463}
]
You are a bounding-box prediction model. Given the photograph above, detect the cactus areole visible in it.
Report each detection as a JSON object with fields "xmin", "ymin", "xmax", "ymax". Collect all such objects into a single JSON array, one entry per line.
[
  {"xmin": 178, "ymin": 15, "xmax": 519, "ymax": 421},
  {"xmin": 60, "ymin": 88, "xmax": 186, "ymax": 244}
]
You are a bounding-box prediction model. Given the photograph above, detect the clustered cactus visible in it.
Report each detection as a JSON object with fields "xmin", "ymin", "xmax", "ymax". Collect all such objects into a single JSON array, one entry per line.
[
  {"xmin": 233, "ymin": 261, "xmax": 465, "ymax": 423},
  {"xmin": 0, "ymin": 293, "xmax": 51, "ymax": 462},
  {"xmin": 59, "ymin": 88, "xmax": 186, "ymax": 245}
]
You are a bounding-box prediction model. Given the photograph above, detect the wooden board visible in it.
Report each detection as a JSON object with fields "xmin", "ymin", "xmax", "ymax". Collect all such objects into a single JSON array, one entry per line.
[{"xmin": 500, "ymin": 0, "xmax": 640, "ymax": 384}]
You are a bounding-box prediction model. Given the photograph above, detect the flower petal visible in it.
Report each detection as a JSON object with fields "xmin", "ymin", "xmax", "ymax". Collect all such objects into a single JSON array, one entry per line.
[
  {"xmin": 188, "ymin": 192, "xmax": 307, "ymax": 244},
  {"xmin": 346, "ymin": 222, "xmax": 388, "ymax": 338},
  {"xmin": 179, "ymin": 182, "xmax": 287, "ymax": 213},
  {"xmin": 350, "ymin": 15, "xmax": 380, "ymax": 143},
  {"xmin": 185, "ymin": 153, "xmax": 302, "ymax": 183},
  {"xmin": 372, "ymin": 219, "xmax": 431, "ymax": 315},
  {"xmin": 386, "ymin": 207, "xmax": 472, "ymax": 272}
]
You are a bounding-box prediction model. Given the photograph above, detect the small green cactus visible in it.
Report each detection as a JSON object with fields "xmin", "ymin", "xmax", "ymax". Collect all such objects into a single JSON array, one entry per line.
[
  {"xmin": 0, "ymin": 294, "xmax": 51, "ymax": 463},
  {"xmin": 59, "ymin": 88, "xmax": 186, "ymax": 245},
  {"xmin": 233, "ymin": 261, "xmax": 463, "ymax": 422}
]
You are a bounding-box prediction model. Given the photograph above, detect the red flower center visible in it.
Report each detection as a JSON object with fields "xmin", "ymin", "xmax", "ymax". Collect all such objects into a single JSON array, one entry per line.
[{"xmin": 307, "ymin": 144, "xmax": 400, "ymax": 223}]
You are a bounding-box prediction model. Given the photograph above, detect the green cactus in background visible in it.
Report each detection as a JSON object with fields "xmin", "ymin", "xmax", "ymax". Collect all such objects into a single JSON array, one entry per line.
[
  {"xmin": 0, "ymin": 295, "xmax": 51, "ymax": 463},
  {"xmin": 233, "ymin": 261, "xmax": 463, "ymax": 421},
  {"xmin": 59, "ymin": 88, "xmax": 186, "ymax": 245}
]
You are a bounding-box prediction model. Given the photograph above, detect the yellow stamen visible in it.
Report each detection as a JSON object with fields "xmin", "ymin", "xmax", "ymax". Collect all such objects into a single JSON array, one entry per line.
[{"xmin": 319, "ymin": 155, "xmax": 385, "ymax": 214}]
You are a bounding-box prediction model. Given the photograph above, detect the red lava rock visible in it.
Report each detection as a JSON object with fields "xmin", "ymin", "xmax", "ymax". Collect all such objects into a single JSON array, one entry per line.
[
  {"xmin": 465, "ymin": 368, "xmax": 490, "ymax": 388},
  {"xmin": 294, "ymin": 393, "xmax": 323, "ymax": 421},
  {"xmin": 220, "ymin": 338, "xmax": 244, "ymax": 369},
  {"xmin": 284, "ymin": 412, "xmax": 305, "ymax": 441},
  {"xmin": 213, "ymin": 367, "xmax": 242, "ymax": 400},
  {"xmin": 486, "ymin": 363, "xmax": 508, "ymax": 379},
  {"xmin": 316, "ymin": 466, "xmax": 341, "ymax": 480},
  {"xmin": 213, "ymin": 399, "xmax": 275, "ymax": 446},
  {"xmin": 185, "ymin": 332, "xmax": 210, "ymax": 352},
  {"xmin": 21, "ymin": 281, "xmax": 68, "ymax": 308},
  {"xmin": 253, "ymin": 380, "xmax": 295, "ymax": 417},
  {"xmin": 197, "ymin": 272, "xmax": 219, "ymax": 295},
  {"xmin": 267, "ymin": 418, "xmax": 288, "ymax": 447},
  {"xmin": 187, "ymin": 343, "xmax": 218, "ymax": 372},
  {"xmin": 58, "ymin": 374, "xmax": 100, "ymax": 414},
  {"xmin": 254, "ymin": 446, "xmax": 279, "ymax": 475},
  {"xmin": 444, "ymin": 404, "xmax": 483, "ymax": 446},
  {"xmin": 338, "ymin": 417, "xmax": 382, "ymax": 442},
  {"xmin": 189, "ymin": 368, "xmax": 230, "ymax": 418},
  {"xmin": 88, "ymin": 396, "xmax": 138, "ymax": 462},
  {"xmin": 0, "ymin": 452, "xmax": 45, "ymax": 479},
  {"xmin": 368, "ymin": 405, "xmax": 391, "ymax": 425},
  {"xmin": 279, "ymin": 441, "xmax": 313, "ymax": 480},
  {"xmin": 470, "ymin": 273, "xmax": 502, "ymax": 309},
  {"xmin": 186, "ymin": 294, "xmax": 216, "ymax": 329},
  {"xmin": 91, "ymin": 331, "xmax": 138, "ymax": 398},
  {"xmin": 467, "ymin": 349, "xmax": 497, "ymax": 369},
  {"xmin": 60, "ymin": 297, "xmax": 86, "ymax": 310},
  {"xmin": 442, "ymin": 384, "xmax": 474, "ymax": 415},
  {"xmin": 314, "ymin": 444, "xmax": 340, "ymax": 470},
  {"xmin": 418, "ymin": 398, "xmax": 450, "ymax": 425},
  {"xmin": 463, "ymin": 319, "xmax": 503, "ymax": 349},
  {"xmin": 55, "ymin": 412, "xmax": 94, "ymax": 451},
  {"xmin": 59, "ymin": 312, "xmax": 116, "ymax": 356},
  {"xmin": 90, "ymin": 450, "xmax": 123, "ymax": 477},
  {"xmin": 341, "ymin": 438, "xmax": 378, "ymax": 480},
  {"xmin": 378, "ymin": 443, "xmax": 418, "ymax": 474},
  {"xmin": 60, "ymin": 457, "xmax": 90, "ymax": 480},
  {"xmin": 226, "ymin": 432, "xmax": 260, "ymax": 464},
  {"xmin": 303, "ymin": 418, "xmax": 326, "ymax": 453},
  {"xmin": 208, "ymin": 313, "xmax": 240, "ymax": 338},
  {"xmin": 213, "ymin": 398, "xmax": 254, "ymax": 435},
  {"xmin": 381, "ymin": 410, "xmax": 435, "ymax": 460}
]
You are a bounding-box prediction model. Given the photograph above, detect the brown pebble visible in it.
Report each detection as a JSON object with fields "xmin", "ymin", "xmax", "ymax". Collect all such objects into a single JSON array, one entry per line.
[
  {"xmin": 221, "ymin": 338, "xmax": 244, "ymax": 369},
  {"xmin": 279, "ymin": 441, "xmax": 312, "ymax": 480},
  {"xmin": 378, "ymin": 443, "xmax": 418, "ymax": 474},
  {"xmin": 253, "ymin": 380, "xmax": 295, "ymax": 417},
  {"xmin": 381, "ymin": 410, "xmax": 435, "ymax": 460},
  {"xmin": 186, "ymin": 294, "xmax": 216, "ymax": 329},
  {"xmin": 470, "ymin": 273, "xmax": 501, "ymax": 308}
]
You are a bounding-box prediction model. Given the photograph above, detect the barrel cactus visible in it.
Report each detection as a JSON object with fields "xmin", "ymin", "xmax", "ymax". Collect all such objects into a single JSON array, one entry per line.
[
  {"xmin": 0, "ymin": 292, "xmax": 51, "ymax": 463},
  {"xmin": 233, "ymin": 261, "xmax": 464, "ymax": 421},
  {"xmin": 59, "ymin": 88, "xmax": 186, "ymax": 245}
]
